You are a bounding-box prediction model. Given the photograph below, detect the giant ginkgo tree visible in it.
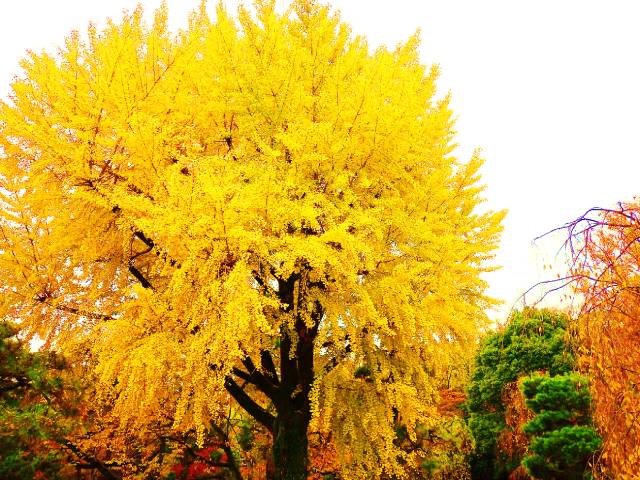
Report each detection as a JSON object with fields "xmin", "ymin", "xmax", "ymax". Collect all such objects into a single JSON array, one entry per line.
[{"xmin": 0, "ymin": 1, "xmax": 503, "ymax": 478}]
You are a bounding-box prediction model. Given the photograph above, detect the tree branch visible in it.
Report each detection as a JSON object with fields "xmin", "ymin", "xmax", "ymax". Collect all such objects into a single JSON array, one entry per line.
[
  {"xmin": 128, "ymin": 264, "xmax": 153, "ymax": 290},
  {"xmin": 260, "ymin": 350, "xmax": 279, "ymax": 385},
  {"xmin": 132, "ymin": 230, "xmax": 181, "ymax": 268},
  {"xmin": 48, "ymin": 301, "xmax": 115, "ymax": 321},
  {"xmin": 209, "ymin": 423, "xmax": 244, "ymax": 480},
  {"xmin": 223, "ymin": 376, "xmax": 274, "ymax": 433},
  {"xmin": 240, "ymin": 356, "xmax": 278, "ymax": 401},
  {"xmin": 59, "ymin": 438, "xmax": 121, "ymax": 480},
  {"xmin": 231, "ymin": 367, "xmax": 252, "ymax": 383}
]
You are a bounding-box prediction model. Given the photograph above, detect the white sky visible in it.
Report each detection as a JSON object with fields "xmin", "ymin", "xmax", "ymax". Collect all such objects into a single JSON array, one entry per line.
[{"xmin": 2, "ymin": 0, "xmax": 639, "ymax": 320}]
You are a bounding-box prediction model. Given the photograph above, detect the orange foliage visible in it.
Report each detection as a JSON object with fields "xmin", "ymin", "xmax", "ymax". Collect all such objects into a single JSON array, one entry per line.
[
  {"xmin": 508, "ymin": 465, "xmax": 533, "ymax": 480},
  {"xmin": 238, "ymin": 428, "xmax": 270, "ymax": 480},
  {"xmin": 565, "ymin": 204, "xmax": 640, "ymax": 478},
  {"xmin": 497, "ymin": 381, "xmax": 533, "ymax": 479},
  {"xmin": 308, "ymin": 434, "xmax": 340, "ymax": 479},
  {"xmin": 437, "ymin": 389, "xmax": 466, "ymax": 417},
  {"xmin": 232, "ymin": 431, "xmax": 339, "ymax": 479}
]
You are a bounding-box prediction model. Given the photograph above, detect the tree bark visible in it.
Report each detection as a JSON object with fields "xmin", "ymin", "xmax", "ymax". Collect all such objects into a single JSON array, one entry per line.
[
  {"xmin": 270, "ymin": 317, "xmax": 317, "ymax": 478},
  {"xmin": 271, "ymin": 405, "xmax": 311, "ymax": 480},
  {"xmin": 269, "ymin": 274, "xmax": 319, "ymax": 480}
]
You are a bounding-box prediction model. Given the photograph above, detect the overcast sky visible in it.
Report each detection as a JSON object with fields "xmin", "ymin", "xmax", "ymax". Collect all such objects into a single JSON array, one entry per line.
[{"xmin": 2, "ymin": 0, "xmax": 639, "ymax": 320}]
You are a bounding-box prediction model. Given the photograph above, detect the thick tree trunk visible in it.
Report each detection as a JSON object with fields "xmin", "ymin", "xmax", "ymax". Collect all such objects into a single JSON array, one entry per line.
[
  {"xmin": 272, "ymin": 406, "xmax": 311, "ymax": 480},
  {"xmin": 268, "ymin": 272, "xmax": 318, "ymax": 480},
  {"xmin": 226, "ymin": 270, "xmax": 321, "ymax": 480}
]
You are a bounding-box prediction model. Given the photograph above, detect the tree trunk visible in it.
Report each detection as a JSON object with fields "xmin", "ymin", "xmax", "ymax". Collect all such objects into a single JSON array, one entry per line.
[
  {"xmin": 225, "ymin": 271, "xmax": 320, "ymax": 480},
  {"xmin": 272, "ymin": 405, "xmax": 311, "ymax": 480}
]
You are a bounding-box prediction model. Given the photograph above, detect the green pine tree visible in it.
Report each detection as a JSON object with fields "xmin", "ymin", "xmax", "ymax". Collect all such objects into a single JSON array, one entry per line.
[{"xmin": 521, "ymin": 373, "xmax": 601, "ymax": 479}]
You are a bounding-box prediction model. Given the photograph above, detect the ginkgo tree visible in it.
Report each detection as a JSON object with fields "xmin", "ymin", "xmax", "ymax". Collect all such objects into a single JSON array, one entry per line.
[{"xmin": 0, "ymin": 1, "xmax": 504, "ymax": 478}]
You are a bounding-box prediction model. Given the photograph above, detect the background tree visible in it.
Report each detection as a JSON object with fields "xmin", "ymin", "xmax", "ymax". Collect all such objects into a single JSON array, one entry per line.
[
  {"xmin": 558, "ymin": 203, "xmax": 640, "ymax": 478},
  {"xmin": 520, "ymin": 373, "xmax": 601, "ymax": 480},
  {"xmin": 465, "ymin": 308, "xmax": 576, "ymax": 479},
  {"xmin": 0, "ymin": 1, "xmax": 503, "ymax": 478},
  {"xmin": 0, "ymin": 321, "xmax": 72, "ymax": 479}
]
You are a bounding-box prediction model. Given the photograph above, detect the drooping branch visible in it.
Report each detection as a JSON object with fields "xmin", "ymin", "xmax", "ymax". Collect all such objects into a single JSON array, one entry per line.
[
  {"xmin": 322, "ymin": 343, "xmax": 352, "ymax": 375},
  {"xmin": 517, "ymin": 276, "xmax": 577, "ymax": 307},
  {"xmin": 529, "ymin": 204, "xmax": 640, "ymax": 308}
]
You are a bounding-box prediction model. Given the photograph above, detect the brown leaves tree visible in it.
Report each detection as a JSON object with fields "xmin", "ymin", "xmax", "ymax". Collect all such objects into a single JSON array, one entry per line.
[{"xmin": 561, "ymin": 203, "xmax": 640, "ymax": 477}]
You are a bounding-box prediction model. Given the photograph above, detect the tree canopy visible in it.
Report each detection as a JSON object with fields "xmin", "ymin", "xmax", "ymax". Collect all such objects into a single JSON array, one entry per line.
[{"xmin": 0, "ymin": 1, "xmax": 503, "ymax": 477}]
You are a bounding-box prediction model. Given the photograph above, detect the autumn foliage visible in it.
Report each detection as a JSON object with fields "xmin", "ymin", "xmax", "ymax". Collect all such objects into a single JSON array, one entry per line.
[
  {"xmin": 496, "ymin": 380, "xmax": 533, "ymax": 473},
  {"xmin": 562, "ymin": 203, "xmax": 640, "ymax": 478},
  {"xmin": 0, "ymin": 0, "xmax": 503, "ymax": 478}
]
